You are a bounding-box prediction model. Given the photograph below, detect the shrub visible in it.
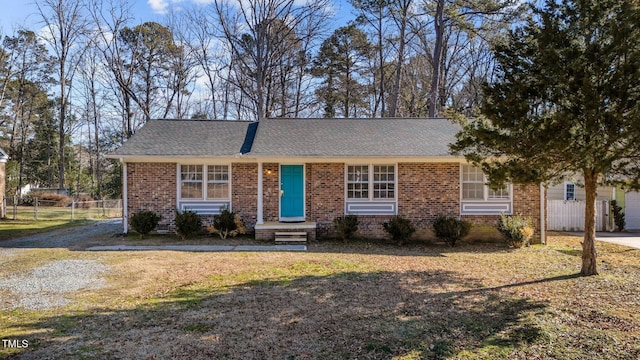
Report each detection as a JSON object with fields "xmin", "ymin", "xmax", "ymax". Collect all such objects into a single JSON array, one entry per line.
[
  {"xmin": 383, "ymin": 215, "xmax": 416, "ymax": 246},
  {"xmin": 211, "ymin": 207, "xmax": 238, "ymax": 239},
  {"xmin": 129, "ymin": 210, "xmax": 161, "ymax": 239},
  {"xmin": 611, "ymin": 200, "xmax": 625, "ymax": 232},
  {"xmin": 27, "ymin": 192, "xmax": 72, "ymax": 207},
  {"xmin": 432, "ymin": 216, "xmax": 472, "ymax": 247},
  {"xmin": 498, "ymin": 214, "xmax": 534, "ymax": 248},
  {"xmin": 74, "ymin": 195, "xmax": 95, "ymax": 209},
  {"xmin": 175, "ymin": 210, "xmax": 203, "ymax": 240},
  {"xmin": 334, "ymin": 215, "xmax": 359, "ymax": 242}
]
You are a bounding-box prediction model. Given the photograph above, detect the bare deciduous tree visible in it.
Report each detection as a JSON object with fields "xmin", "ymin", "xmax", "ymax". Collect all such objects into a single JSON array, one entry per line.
[{"xmin": 35, "ymin": 0, "xmax": 89, "ymax": 189}]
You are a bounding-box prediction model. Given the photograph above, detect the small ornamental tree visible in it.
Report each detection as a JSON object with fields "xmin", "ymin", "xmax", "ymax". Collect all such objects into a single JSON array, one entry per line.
[
  {"xmin": 451, "ymin": 0, "xmax": 640, "ymax": 275},
  {"xmin": 610, "ymin": 200, "xmax": 625, "ymax": 232},
  {"xmin": 212, "ymin": 207, "xmax": 238, "ymax": 239}
]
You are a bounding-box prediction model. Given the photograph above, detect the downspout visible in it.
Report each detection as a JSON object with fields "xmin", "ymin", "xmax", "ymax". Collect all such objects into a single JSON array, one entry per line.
[
  {"xmin": 540, "ymin": 183, "xmax": 546, "ymax": 244},
  {"xmin": 257, "ymin": 162, "xmax": 264, "ymax": 224},
  {"xmin": 121, "ymin": 159, "xmax": 128, "ymax": 234}
]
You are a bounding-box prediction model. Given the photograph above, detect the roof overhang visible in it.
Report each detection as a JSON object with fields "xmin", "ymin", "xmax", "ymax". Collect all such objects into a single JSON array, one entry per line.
[{"xmin": 107, "ymin": 154, "xmax": 467, "ymax": 164}]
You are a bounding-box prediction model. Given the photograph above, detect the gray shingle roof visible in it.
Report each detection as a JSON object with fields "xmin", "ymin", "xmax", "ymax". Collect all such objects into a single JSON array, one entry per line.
[
  {"xmin": 248, "ymin": 118, "xmax": 460, "ymax": 157},
  {"xmin": 109, "ymin": 118, "xmax": 461, "ymax": 158},
  {"xmin": 0, "ymin": 147, "xmax": 7, "ymax": 160},
  {"xmin": 110, "ymin": 119, "xmax": 253, "ymax": 157}
]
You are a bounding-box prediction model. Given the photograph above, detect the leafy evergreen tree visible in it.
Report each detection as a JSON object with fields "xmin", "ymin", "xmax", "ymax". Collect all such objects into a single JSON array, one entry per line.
[{"xmin": 451, "ymin": 0, "xmax": 640, "ymax": 276}]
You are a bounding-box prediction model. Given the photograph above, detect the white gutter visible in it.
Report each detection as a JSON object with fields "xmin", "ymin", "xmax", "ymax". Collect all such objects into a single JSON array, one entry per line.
[
  {"xmin": 257, "ymin": 162, "xmax": 263, "ymax": 224},
  {"xmin": 540, "ymin": 184, "xmax": 546, "ymax": 244},
  {"xmin": 122, "ymin": 159, "xmax": 128, "ymax": 234}
]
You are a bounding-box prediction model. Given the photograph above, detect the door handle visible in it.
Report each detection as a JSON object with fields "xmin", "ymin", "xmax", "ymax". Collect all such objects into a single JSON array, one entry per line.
[{"xmin": 280, "ymin": 189, "xmax": 284, "ymax": 197}]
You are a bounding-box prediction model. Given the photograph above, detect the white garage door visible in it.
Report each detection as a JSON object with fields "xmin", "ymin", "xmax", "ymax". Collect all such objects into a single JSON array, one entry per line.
[{"xmin": 625, "ymin": 191, "xmax": 640, "ymax": 230}]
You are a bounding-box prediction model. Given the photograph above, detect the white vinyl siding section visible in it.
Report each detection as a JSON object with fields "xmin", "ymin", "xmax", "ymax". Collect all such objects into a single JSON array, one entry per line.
[
  {"xmin": 460, "ymin": 164, "xmax": 512, "ymax": 215},
  {"xmin": 547, "ymin": 180, "xmax": 612, "ymax": 201},
  {"xmin": 346, "ymin": 164, "xmax": 397, "ymax": 215},
  {"xmin": 178, "ymin": 164, "xmax": 231, "ymax": 215}
]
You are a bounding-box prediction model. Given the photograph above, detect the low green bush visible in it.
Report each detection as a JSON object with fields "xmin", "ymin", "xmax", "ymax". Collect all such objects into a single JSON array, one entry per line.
[
  {"xmin": 432, "ymin": 216, "xmax": 472, "ymax": 247},
  {"xmin": 130, "ymin": 210, "xmax": 161, "ymax": 239},
  {"xmin": 175, "ymin": 210, "xmax": 203, "ymax": 240},
  {"xmin": 498, "ymin": 214, "xmax": 534, "ymax": 248},
  {"xmin": 212, "ymin": 207, "xmax": 238, "ymax": 239},
  {"xmin": 383, "ymin": 215, "xmax": 416, "ymax": 246},
  {"xmin": 334, "ymin": 215, "xmax": 359, "ymax": 242}
]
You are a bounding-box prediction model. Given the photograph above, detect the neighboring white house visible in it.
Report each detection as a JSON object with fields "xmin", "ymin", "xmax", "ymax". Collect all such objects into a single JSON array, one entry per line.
[{"xmin": 547, "ymin": 179, "xmax": 639, "ymax": 231}]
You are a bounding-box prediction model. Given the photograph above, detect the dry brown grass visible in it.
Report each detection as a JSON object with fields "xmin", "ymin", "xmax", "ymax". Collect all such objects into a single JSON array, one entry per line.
[{"xmin": 1, "ymin": 233, "xmax": 639, "ymax": 359}]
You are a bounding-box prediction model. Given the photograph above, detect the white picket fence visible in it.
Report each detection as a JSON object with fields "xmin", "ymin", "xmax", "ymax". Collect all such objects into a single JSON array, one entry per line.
[{"xmin": 547, "ymin": 200, "xmax": 609, "ymax": 232}]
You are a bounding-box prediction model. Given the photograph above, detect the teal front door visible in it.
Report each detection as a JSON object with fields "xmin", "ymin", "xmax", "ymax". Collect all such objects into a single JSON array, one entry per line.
[{"xmin": 280, "ymin": 165, "xmax": 304, "ymax": 220}]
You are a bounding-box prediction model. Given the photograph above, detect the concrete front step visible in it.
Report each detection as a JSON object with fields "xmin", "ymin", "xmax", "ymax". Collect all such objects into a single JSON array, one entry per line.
[{"xmin": 275, "ymin": 231, "xmax": 308, "ymax": 244}]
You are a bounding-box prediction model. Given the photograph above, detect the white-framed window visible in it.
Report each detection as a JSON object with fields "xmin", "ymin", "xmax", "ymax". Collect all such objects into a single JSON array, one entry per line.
[
  {"xmin": 461, "ymin": 164, "xmax": 511, "ymax": 201},
  {"xmin": 564, "ymin": 182, "xmax": 576, "ymax": 201},
  {"xmin": 373, "ymin": 165, "xmax": 395, "ymax": 199},
  {"xmin": 180, "ymin": 165, "xmax": 203, "ymax": 199},
  {"xmin": 180, "ymin": 164, "xmax": 230, "ymax": 200},
  {"xmin": 347, "ymin": 165, "xmax": 369, "ymax": 199},
  {"xmin": 207, "ymin": 165, "xmax": 230, "ymax": 199},
  {"xmin": 461, "ymin": 164, "xmax": 484, "ymax": 200},
  {"xmin": 347, "ymin": 164, "xmax": 396, "ymax": 200}
]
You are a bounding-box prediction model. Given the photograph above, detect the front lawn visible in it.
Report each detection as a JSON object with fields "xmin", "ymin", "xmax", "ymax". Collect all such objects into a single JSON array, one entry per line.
[{"xmin": 1, "ymin": 234, "xmax": 639, "ymax": 359}]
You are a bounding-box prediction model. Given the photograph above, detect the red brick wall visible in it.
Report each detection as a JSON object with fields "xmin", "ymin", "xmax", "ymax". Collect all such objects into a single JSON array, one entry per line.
[
  {"xmin": 125, "ymin": 161, "xmax": 544, "ymax": 243},
  {"xmin": 262, "ymin": 163, "xmax": 280, "ymax": 222},
  {"xmin": 398, "ymin": 162, "xmax": 460, "ymax": 228},
  {"xmin": 515, "ymin": 183, "xmax": 543, "ymax": 242},
  {"xmin": 355, "ymin": 162, "xmax": 461, "ymax": 239},
  {"xmin": 306, "ymin": 163, "xmax": 344, "ymax": 237},
  {"xmin": 461, "ymin": 184, "xmax": 543, "ymax": 243},
  {"xmin": 232, "ymin": 163, "xmax": 258, "ymax": 231},
  {"xmin": 127, "ymin": 162, "xmax": 177, "ymax": 229}
]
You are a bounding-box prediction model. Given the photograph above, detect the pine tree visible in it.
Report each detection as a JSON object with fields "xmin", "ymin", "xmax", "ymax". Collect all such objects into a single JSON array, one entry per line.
[{"xmin": 451, "ymin": 0, "xmax": 640, "ymax": 276}]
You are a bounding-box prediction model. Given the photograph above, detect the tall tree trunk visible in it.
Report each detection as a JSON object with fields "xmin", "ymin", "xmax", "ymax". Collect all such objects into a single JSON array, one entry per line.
[
  {"xmin": 91, "ymin": 83, "xmax": 101, "ymax": 198},
  {"xmin": 389, "ymin": 4, "xmax": 407, "ymax": 118},
  {"xmin": 428, "ymin": 0, "xmax": 444, "ymax": 118},
  {"xmin": 582, "ymin": 169, "xmax": 599, "ymax": 276},
  {"xmin": 59, "ymin": 64, "xmax": 66, "ymax": 190},
  {"xmin": 377, "ymin": 6, "xmax": 385, "ymax": 117}
]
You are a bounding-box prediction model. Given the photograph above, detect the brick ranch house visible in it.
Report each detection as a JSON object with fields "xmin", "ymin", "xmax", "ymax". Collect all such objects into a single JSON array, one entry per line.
[
  {"xmin": 107, "ymin": 118, "xmax": 546, "ymax": 243},
  {"xmin": 0, "ymin": 147, "xmax": 7, "ymax": 218}
]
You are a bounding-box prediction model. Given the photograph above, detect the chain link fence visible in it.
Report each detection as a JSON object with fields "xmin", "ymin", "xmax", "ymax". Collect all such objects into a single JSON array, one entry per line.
[{"xmin": 3, "ymin": 196, "xmax": 122, "ymax": 221}]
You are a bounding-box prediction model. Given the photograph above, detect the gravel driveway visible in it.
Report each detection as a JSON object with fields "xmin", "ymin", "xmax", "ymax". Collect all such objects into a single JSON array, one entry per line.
[
  {"xmin": 0, "ymin": 220, "xmax": 121, "ymax": 310},
  {"xmin": 0, "ymin": 260, "xmax": 110, "ymax": 310},
  {"xmin": 0, "ymin": 218, "xmax": 122, "ymax": 249}
]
